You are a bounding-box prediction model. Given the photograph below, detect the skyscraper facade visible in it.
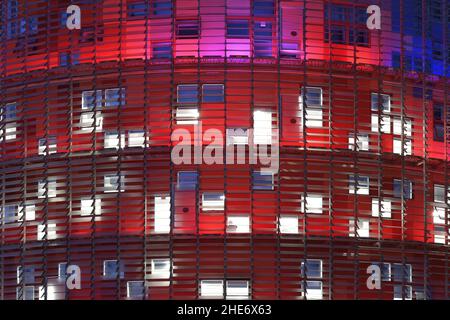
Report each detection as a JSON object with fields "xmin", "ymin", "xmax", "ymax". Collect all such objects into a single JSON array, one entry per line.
[{"xmin": 0, "ymin": 0, "xmax": 449, "ymax": 300}]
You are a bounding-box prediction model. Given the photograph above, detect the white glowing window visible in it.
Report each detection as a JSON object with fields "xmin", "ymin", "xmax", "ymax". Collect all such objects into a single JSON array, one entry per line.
[
  {"xmin": 103, "ymin": 260, "xmax": 124, "ymax": 279},
  {"xmin": 300, "ymin": 87, "xmax": 323, "ymax": 128},
  {"xmin": 39, "ymin": 285, "xmax": 57, "ymax": 300},
  {"xmin": 18, "ymin": 204, "xmax": 36, "ymax": 221},
  {"xmin": 82, "ymin": 90, "xmax": 102, "ymax": 110},
  {"xmin": 349, "ymin": 218, "xmax": 370, "ymax": 238},
  {"xmin": 80, "ymin": 111, "xmax": 103, "ymax": 129},
  {"xmin": 349, "ymin": 175, "xmax": 370, "ymax": 195},
  {"xmin": 3, "ymin": 123, "xmax": 17, "ymax": 141},
  {"xmin": 128, "ymin": 130, "xmax": 145, "ymax": 147},
  {"xmin": 176, "ymin": 107, "xmax": 199, "ymax": 124},
  {"xmin": 58, "ymin": 263, "xmax": 67, "ymax": 280},
  {"xmin": 226, "ymin": 280, "xmax": 250, "ymax": 299},
  {"xmin": 200, "ymin": 280, "xmax": 224, "ymax": 298},
  {"xmin": 37, "ymin": 223, "xmax": 57, "ymax": 240},
  {"xmin": 3, "ymin": 205, "xmax": 17, "ymax": 223},
  {"xmin": 202, "ymin": 193, "xmax": 225, "ymax": 211},
  {"xmin": 394, "ymin": 285, "xmax": 412, "ymax": 300},
  {"xmin": 16, "ymin": 286, "xmax": 34, "ymax": 300},
  {"xmin": 301, "ymin": 194, "xmax": 323, "ymax": 214},
  {"xmin": 434, "ymin": 226, "xmax": 447, "ymax": 244},
  {"xmin": 371, "ymin": 114, "xmax": 391, "ymax": 133},
  {"xmin": 227, "ymin": 215, "xmax": 250, "ymax": 233},
  {"xmin": 104, "ymin": 131, "xmax": 125, "ymax": 149},
  {"xmin": 371, "ymin": 198, "xmax": 392, "ymax": 218},
  {"xmin": 305, "ymin": 281, "xmax": 323, "ymax": 300},
  {"xmin": 38, "ymin": 178, "xmax": 57, "ymax": 198},
  {"xmin": 433, "ymin": 207, "xmax": 446, "ymax": 225},
  {"xmin": 371, "ymin": 93, "xmax": 391, "ymax": 112},
  {"xmin": 279, "ymin": 215, "xmax": 298, "ymax": 234},
  {"xmin": 151, "ymin": 259, "xmax": 170, "ymax": 278},
  {"xmin": 127, "ymin": 281, "xmax": 144, "ymax": 299},
  {"xmin": 104, "ymin": 174, "xmax": 125, "ymax": 193},
  {"xmin": 80, "ymin": 198, "xmax": 102, "ymax": 216},
  {"xmin": 434, "ymin": 184, "xmax": 445, "ymax": 203},
  {"xmin": 253, "ymin": 110, "xmax": 273, "ymax": 145},
  {"xmin": 226, "ymin": 128, "xmax": 248, "ymax": 145},
  {"xmin": 393, "ymin": 138, "xmax": 412, "ymax": 155},
  {"xmin": 38, "ymin": 136, "xmax": 57, "ymax": 155},
  {"xmin": 348, "ymin": 133, "xmax": 369, "ymax": 151},
  {"xmin": 17, "ymin": 266, "xmax": 35, "ymax": 284},
  {"xmin": 393, "ymin": 117, "xmax": 412, "ymax": 136},
  {"xmin": 154, "ymin": 196, "xmax": 171, "ymax": 233}
]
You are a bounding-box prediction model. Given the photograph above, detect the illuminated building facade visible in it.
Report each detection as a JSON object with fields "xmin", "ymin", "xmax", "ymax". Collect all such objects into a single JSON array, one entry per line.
[{"xmin": 0, "ymin": 0, "xmax": 449, "ymax": 300}]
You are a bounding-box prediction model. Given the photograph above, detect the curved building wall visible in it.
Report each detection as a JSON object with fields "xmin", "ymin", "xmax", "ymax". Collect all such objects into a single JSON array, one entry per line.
[{"xmin": 0, "ymin": 0, "xmax": 449, "ymax": 300}]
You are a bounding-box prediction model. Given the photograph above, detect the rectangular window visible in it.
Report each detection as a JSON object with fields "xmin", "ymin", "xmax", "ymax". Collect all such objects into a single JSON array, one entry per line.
[
  {"xmin": 104, "ymin": 174, "xmax": 125, "ymax": 193},
  {"xmin": 17, "ymin": 266, "xmax": 35, "ymax": 284},
  {"xmin": 202, "ymin": 193, "xmax": 225, "ymax": 211},
  {"xmin": 127, "ymin": 1, "xmax": 147, "ymax": 18},
  {"xmin": 18, "ymin": 204, "xmax": 35, "ymax": 221},
  {"xmin": 59, "ymin": 52, "xmax": 79, "ymax": 67},
  {"xmin": 103, "ymin": 260, "xmax": 124, "ymax": 279},
  {"xmin": 2, "ymin": 102, "xmax": 17, "ymax": 121},
  {"xmin": 16, "ymin": 286, "xmax": 34, "ymax": 301},
  {"xmin": 127, "ymin": 281, "xmax": 144, "ymax": 299},
  {"xmin": 202, "ymin": 84, "xmax": 224, "ymax": 103},
  {"xmin": 433, "ymin": 104, "xmax": 444, "ymax": 142},
  {"xmin": 3, "ymin": 205, "xmax": 17, "ymax": 223},
  {"xmin": 80, "ymin": 198, "xmax": 102, "ymax": 216},
  {"xmin": 176, "ymin": 107, "xmax": 199, "ymax": 125},
  {"xmin": 154, "ymin": 196, "xmax": 171, "ymax": 233},
  {"xmin": 252, "ymin": 171, "xmax": 274, "ymax": 190},
  {"xmin": 349, "ymin": 218, "xmax": 370, "ymax": 238},
  {"xmin": 301, "ymin": 194, "xmax": 323, "ymax": 214},
  {"xmin": 177, "ymin": 171, "xmax": 198, "ymax": 191},
  {"xmin": 279, "ymin": 215, "xmax": 298, "ymax": 234},
  {"xmin": 392, "ymin": 263, "xmax": 412, "ymax": 282},
  {"xmin": 253, "ymin": 0, "xmax": 274, "ymax": 16},
  {"xmin": 393, "ymin": 138, "xmax": 412, "ymax": 155},
  {"xmin": 200, "ymin": 280, "xmax": 224, "ymax": 298},
  {"xmin": 58, "ymin": 263, "xmax": 67, "ymax": 280},
  {"xmin": 305, "ymin": 281, "xmax": 323, "ymax": 300},
  {"xmin": 80, "ymin": 111, "xmax": 103, "ymax": 130},
  {"xmin": 348, "ymin": 133, "xmax": 369, "ymax": 151},
  {"xmin": 393, "ymin": 117, "xmax": 412, "ymax": 136},
  {"xmin": 226, "ymin": 20, "xmax": 249, "ymax": 38},
  {"xmin": 38, "ymin": 178, "xmax": 57, "ymax": 198},
  {"xmin": 152, "ymin": 1, "xmax": 172, "ymax": 16},
  {"xmin": 371, "ymin": 198, "xmax": 392, "ymax": 218},
  {"xmin": 38, "ymin": 136, "xmax": 57, "ymax": 155},
  {"xmin": 300, "ymin": 87, "xmax": 323, "ymax": 128},
  {"xmin": 434, "ymin": 184, "xmax": 445, "ymax": 203},
  {"xmin": 433, "ymin": 206, "xmax": 446, "ymax": 225},
  {"xmin": 349, "ymin": 175, "xmax": 370, "ymax": 195},
  {"xmin": 226, "ymin": 128, "xmax": 248, "ymax": 145},
  {"xmin": 302, "ymin": 259, "xmax": 323, "ymax": 278},
  {"xmin": 394, "ymin": 285, "xmax": 413, "ymax": 300},
  {"xmin": 82, "ymin": 90, "xmax": 102, "ymax": 110},
  {"xmin": 37, "ymin": 223, "xmax": 57, "ymax": 240},
  {"xmin": 104, "ymin": 131, "xmax": 126, "ymax": 149},
  {"xmin": 105, "ymin": 88, "xmax": 126, "ymax": 108},
  {"xmin": 254, "ymin": 22, "xmax": 273, "ymax": 57},
  {"xmin": 253, "ymin": 110, "xmax": 272, "ymax": 145},
  {"xmin": 227, "ymin": 215, "xmax": 250, "ymax": 233},
  {"xmin": 371, "ymin": 114, "xmax": 391, "ymax": 133},
  {"xmin": 128, "ymin": 130, "xmax": 145, "ymax": 148},
  {"xmin": 371, "ymin": 93, "xmax": 391, "ymax": 112},
  {"xmin": 152, "ymin": 43, "xmax": 172, "ymax": 59},
  {"xmin": 177, "ymin": 85, "xmax": 199, "ymax": 104},
  {"xmin": 226, "ymin": 280, "xmax": 250, "ymax": 299},
  {"xmin": 151, "ymin": 259, "xmax": 170, "ymax": 278},
  {"xmin": 393, "ymin": 179, "xmax": 413, "ymax": 199},
  {"xmin": 176, "ymin": 20, "xmax": 199, "ymax": 38}
]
